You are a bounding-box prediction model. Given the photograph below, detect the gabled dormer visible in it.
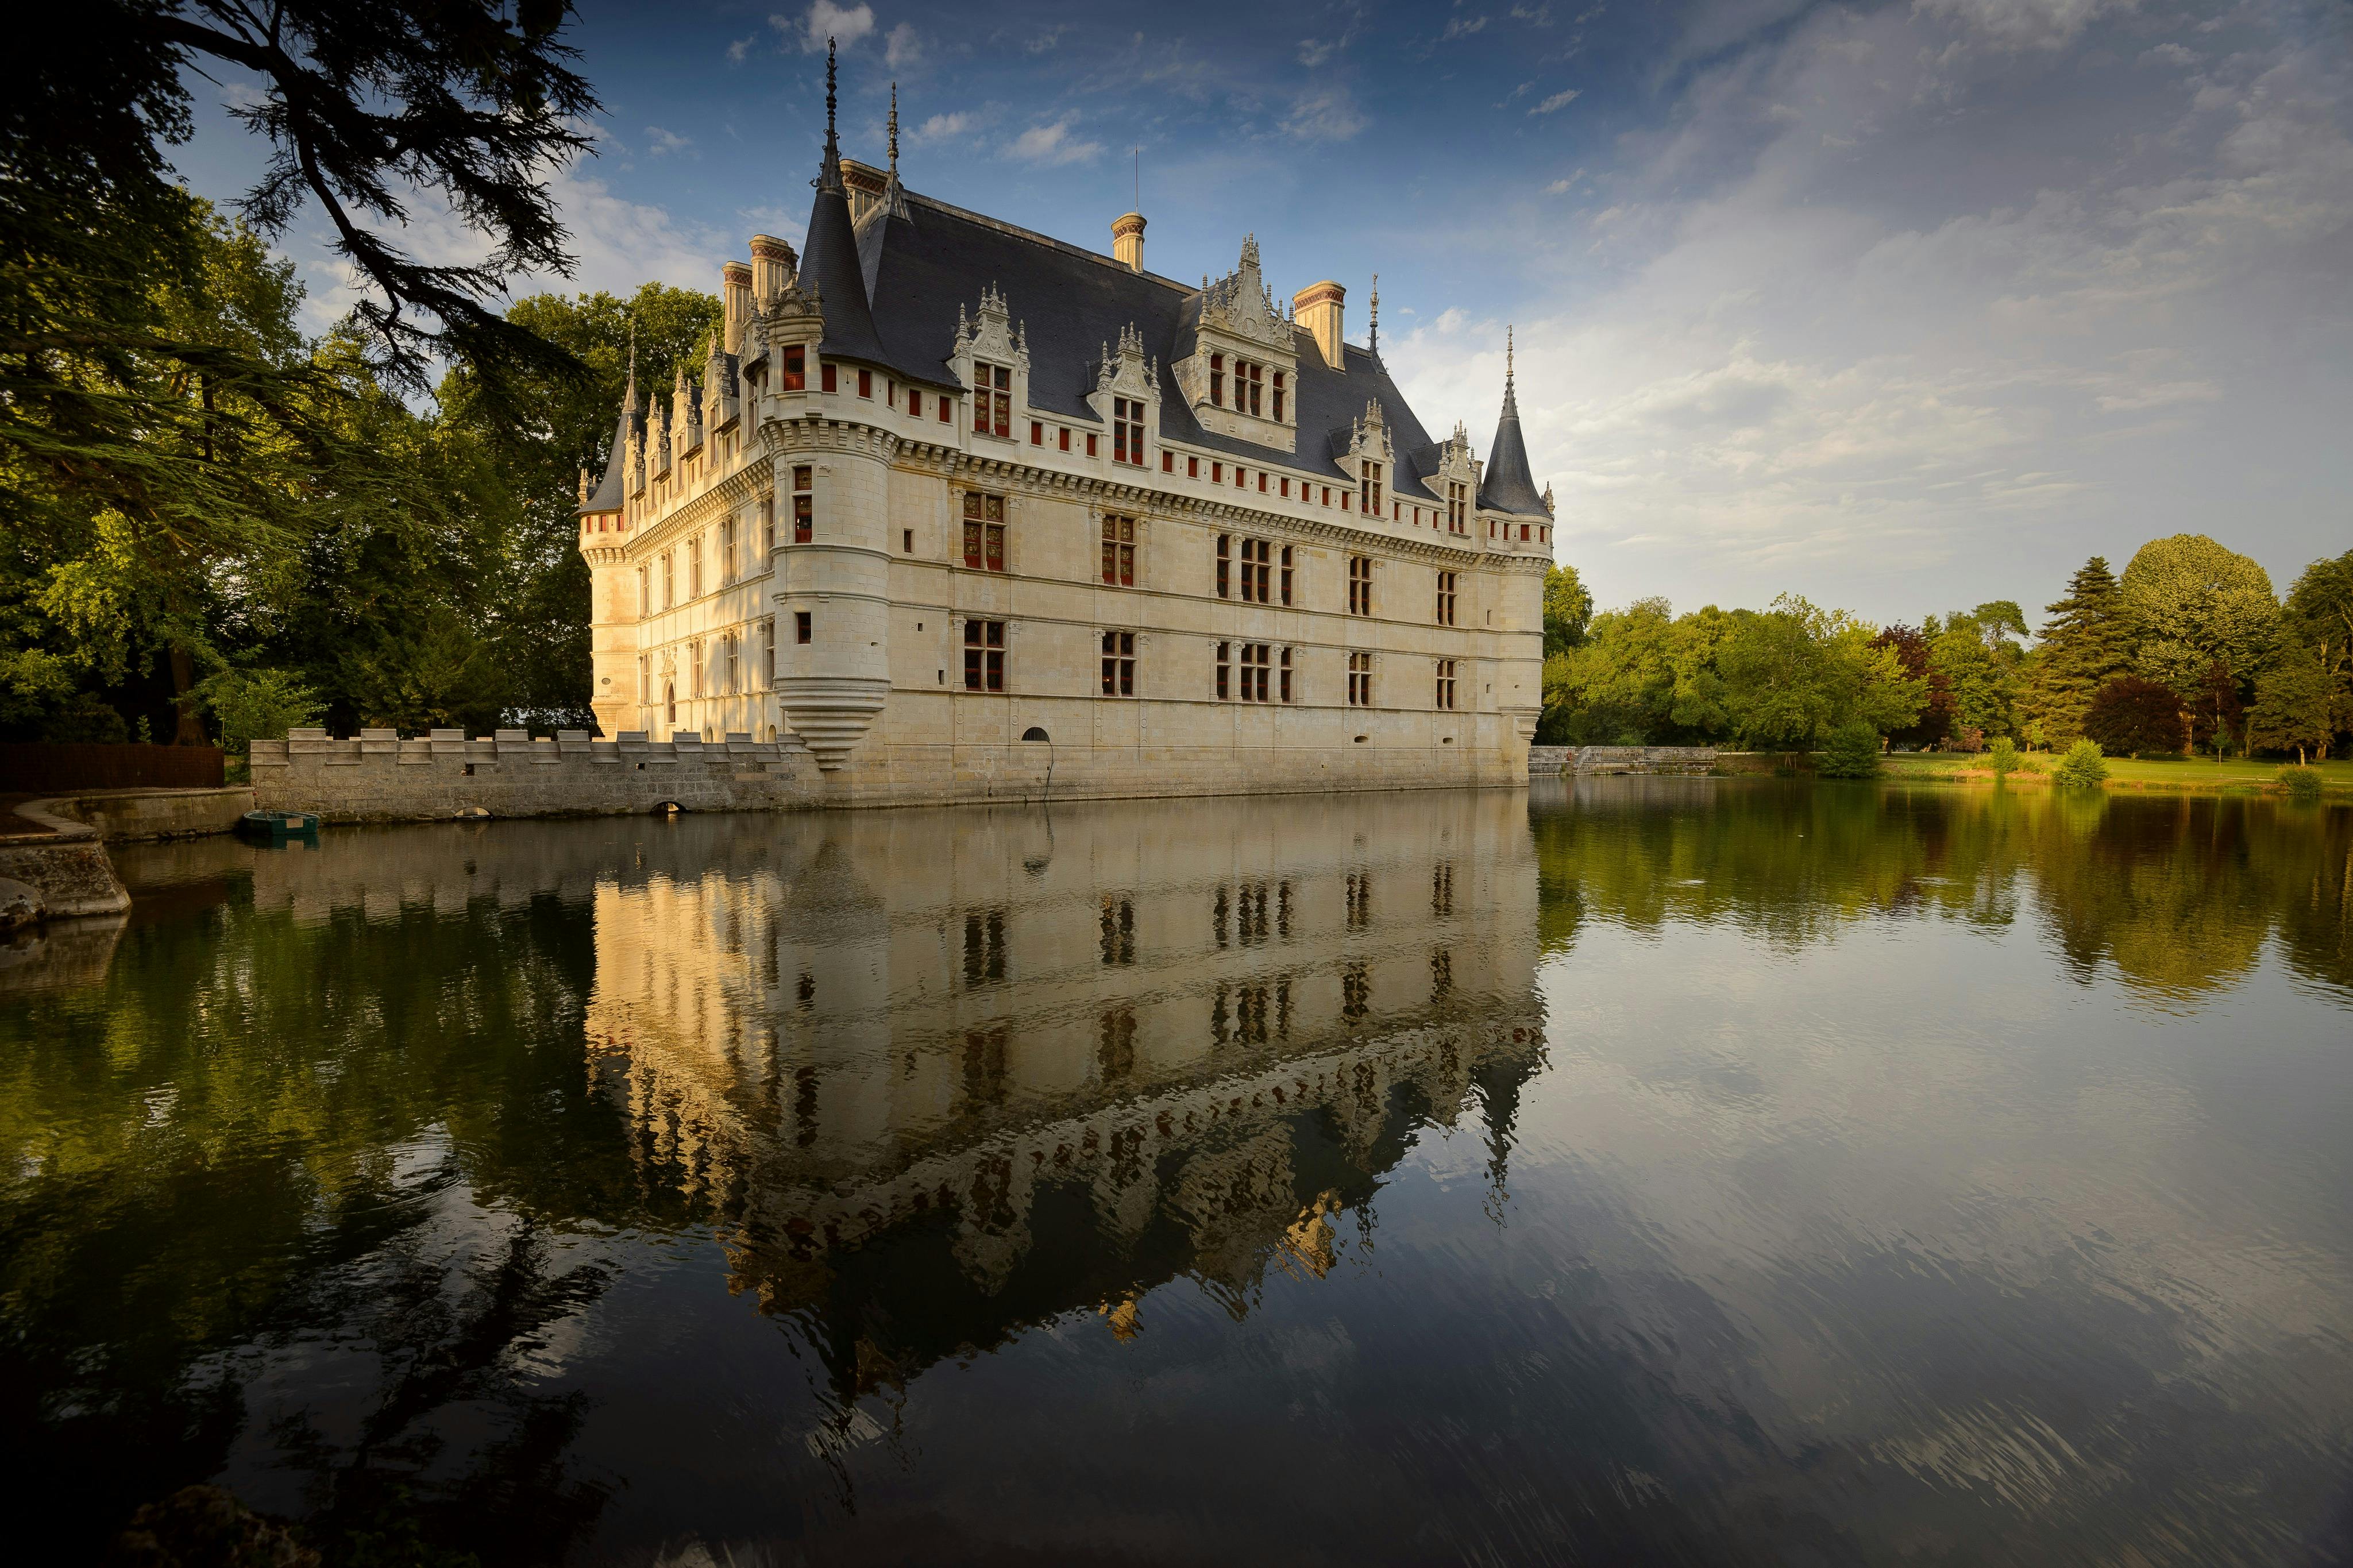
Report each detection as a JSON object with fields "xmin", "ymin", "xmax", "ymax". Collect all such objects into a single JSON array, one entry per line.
[
  {"xmin": 672, "ymin": 362, "xmax": 703, "ymax": 462},
  {"xmin": 1086, "ymin": 323, "xmax": 1159, "ymax": 472},
  {"xmin": 1334, "ymin": 397, "xmax": 1395, "ymax": 516},
  {"xmin": 950, "ymin": 284, "xmax": 1028, "ymax": 442},
  {"xmin": 1176, "ymin": 236, "xmax": 1299, "ymax": 454}
]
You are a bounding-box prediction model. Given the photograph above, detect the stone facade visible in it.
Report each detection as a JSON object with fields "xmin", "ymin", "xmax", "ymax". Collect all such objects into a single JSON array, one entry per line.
[{"xmin": 563, "ymin": 51, "xmax": 1556, "ymax": 811}]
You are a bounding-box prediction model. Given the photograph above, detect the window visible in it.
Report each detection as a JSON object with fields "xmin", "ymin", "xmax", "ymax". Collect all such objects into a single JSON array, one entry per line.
[
  {"xmin": 1101, "ymin": 515, "xmax": 1135, "ymax": 586},
  {"xmin": 759, "ymin": 498, "xmax": 774, "ymax": 552},
  {"xmin": 1031, "ymin": 420, "xmax": 1044, "ymax": 446},
  {"xmin": 1257, "ymin": 472, "xmax": 1267, "ymax": 493},
  {"xmin": 792, "ymin": 465, "xmax": 813, "ymax": 543},
  {"xmin": 1447, "ymin": 481, "xmax": 1468, "ymax": 534},
  {"xmin": 1272, "ymin": 370, "xmax": 1285, "ymax": 423},
  {"xmin": 1279, "ymin": 477, "xmax": 1291, "ymax": 498},
  {"xmin": 665, "ymin": 681, "xmax": 676, "ymax": 726},
  {"xmin": 908, "ymin": 388, "xmax": 921, "ymax": 417},
  {"xmin": 763, "ymin": 619, "xmax": 776, "ymax": 682},
  {"xmin": 1162, "ymin": 450, "xmax": 1174, "ymax": 473},
  {"xmin": 857, "ymin": 368, "xmax": 872, "ymax": 399},
  {"xmin": 903, "ymin": 528, "xmax": 913, "ymax": 553},
  {"xmin": 1237, "ymin": 642, "xmax": 1271, "ymax": 702},
  {"xmin": 1087, "ymin": 432, "xmax": 1098, "ymax": 457},
  {"xmin": 795, "ymin": 611, "xmax": 812, "ymax": 644},
  {"xmin": 962, "ymin": 493, "xmax": 1006, "ymax": 571},
  {"xmin": 977, "ymin": 362, "xmax": 1011, "ymax": 437},
  {"xmin": 1280, "ymin": 545, "xmax": 1294, "ymax": 606},
  {"xmin": 1210, "ymin": 352, "xmax": 1224, "ymax": 405},
  {"xmin": 1436, "ymin": 658, "xmax": 1457, "ymax": 710},
  {"xmin": 1214, "ymin": 640, "xmax": 1229, "ymax": 700},
  {"xmin": 1114, "ymin": 397, "xmax": 1145, "ymax": 465},
  {"xmin": 688, "ymin": 639, "xmax": 704, "ymax": 698},
  {"xmin": 1101, "ymin": 630, "xmax": 1135, "ymax": 696},
  {"xmin": 1436, "ymin": 570, "xmax": 1457, "ymax": 627},
  {"xmin": 1239, "ymin": 538, "xmax": 1271, "ymax": 603},
  {"xmin": 636, "ymin": 564, "xmax": 647, "ymax": 613},
  {"xmin": 638, "ymin": 652, "xmax": 648, "ymax": 704},
  {"xmin": 1235, "ymin": 360, "xmax": 1263, "ymax": 416},
  {"xmin": 724, "ymin": 632, "xmax": 739, "ymax": 693},
  {"xmin": 1216, "ymin": 534, "xmax": 1230, "ymax": 598},
  {"xmin": 781, "ymin": 344, "xmax": 805, "ymax": 391},
  {"xmin": 662, "ymin": 551, "xmax": 674, "ymax": 609},
  {"xmin": 1188, "ymin": 456, "xmax": 1199, "ymax": 478},
  {"xmin": 689, "ymin": 536, "xmax": 703, "ymax": 598},
  {"xmin": 1059, "ymin": 426, "xmax": 1070, "ymax": 452},
  {"xmin": 1348, "ymin": 554, "xmax": 1372, "ymax": 616},
  {"xmin": 939, "ymin": 393, "xmax": 954, "ymax": 424},
  {"xmin": 1348, "ymin": 651, "xmax": 1372, "ymax": 706},
  {"xmin": 1522, "ymin": 523, "xmax": 1532, "ymax": 541},
  {"xmin": 821, "ymin": 362, "xmax": 837, "ymax": 393},
  {"xmin": 1361, "ymin": 461, "xmax": 1382, "ymax": 515},
  {"xmin": 1342, "ymin": 493, "xmax": 1351, "ymax": 512},
  {"xmin": 1236, "ymin": 466, "xmax": 1247, "ymax": 489},
  {"xmin": 720, "ymin": 518, "xmax": 736, "ymax": 584},
  {"xmin": 1322, "ymin": 486, "xmax": 1332, "ymax": 506},
  {"xmin": 963, "ymin": 619, "xmax": 1005, "ymax": 691},
  {"xmin": 1279, "ymin": 646, "xmax": 1294, "ymax": 703}
]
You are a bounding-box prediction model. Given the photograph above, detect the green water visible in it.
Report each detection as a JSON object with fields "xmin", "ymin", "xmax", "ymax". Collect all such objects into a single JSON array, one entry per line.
[{"xmin": 1, "ymin": 781, "xmax": 2348, "ymax": 1564}]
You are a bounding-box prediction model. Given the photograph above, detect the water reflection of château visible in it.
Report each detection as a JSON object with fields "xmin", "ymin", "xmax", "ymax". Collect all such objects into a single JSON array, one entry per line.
[{"xmin": 581, "ymin": 793, "xmax": 1546, "ymax": 1396}]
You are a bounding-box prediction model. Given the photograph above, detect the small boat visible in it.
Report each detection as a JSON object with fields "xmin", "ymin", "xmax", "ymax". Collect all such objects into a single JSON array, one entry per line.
[{"xmin": 238, "ymin": 809, "xmax": 321, "ymax": 843}]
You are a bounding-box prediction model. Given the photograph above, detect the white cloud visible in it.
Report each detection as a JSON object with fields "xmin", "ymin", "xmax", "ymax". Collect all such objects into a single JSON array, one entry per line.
[
  {"xmin": 884, "ymin": 22, "xmax": 921, "ymax": 68},
  {"xmin": 1298, "ymin": 38, "xmax": 1336, "ymax": 67},
  {"xmin": 1025, "ymin": 25, "xmax": 1067, "ymax": 54},
  {"xmin": 1443, "ymin": 14, "xmax": 1491, "ymax": 39},
  {"xmin": 780, "ymin": 1, "xmax": 874, "ymax": 54},
  {"xmin": 727, "ymin": 35, "xmax": 755, "ymax": 64},
  {"xmin": 1008, "ymin": 117, "xmax": 1102, "ymax": 166},
  {"xmin": 1911, "ymin": 0, "xmax": 2141, "ymax": 52},
  {"xmin": 1544, "ymin": 177, "xmax": 1575, "ymax": 194},
  {"xmin": 1530, "ymin": 88, "xmax": 1581, "ymax": 114},
  {"xmin": 645, "ymin": 126, "xmax": 693, "ymax": 156},
  {"xmin": 1282, "ymin": 88, "xmax": 1368, "ymax": 142},
  {"xmin": 914, "ymin": 111, "xmax": 973, "ymax": 145}
]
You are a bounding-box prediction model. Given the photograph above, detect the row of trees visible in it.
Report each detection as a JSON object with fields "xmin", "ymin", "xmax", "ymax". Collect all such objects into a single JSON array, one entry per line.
[{"xmin": 1538, "ymin": 536, "xmax": 2353, "ymax": 760}]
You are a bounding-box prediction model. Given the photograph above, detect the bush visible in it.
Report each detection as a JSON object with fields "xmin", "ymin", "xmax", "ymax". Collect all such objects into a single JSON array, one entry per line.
[
  {"xmin": 2276, "ymin": 765, "xmax": 2324, "ymax": 801},
  {"xmin": 195, "ymin": 668, "xmax": 321, "ymax": 755},
  {"xmin": 1987, "ymin": 736, "xmax": 2019, "ymax": 776},
  {"xmin": 2053, "ymin": 739, "xmax": 2109, "ymax": 789},
  {"xmin": 2084, "ymin": 677, "xmax": 2183, "ymax": 757},
  {"xmin": 1817, "ymin": 719, "xmax": 1882, "ymax": 779}
]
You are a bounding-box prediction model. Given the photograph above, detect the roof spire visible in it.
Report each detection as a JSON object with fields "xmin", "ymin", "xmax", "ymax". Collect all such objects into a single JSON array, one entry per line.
[
  {"xmin": 815, "ymin": 36, "xmax": 843, "ymax": 192},
  {"xmin": 1369, "ymin": 274, "xmax": 1379, "ymax": 355},
  {"xmin": 1503, "ymin": 325, "xmax": 1519, "ymax": 417},
  {"xmin": 888, "ymin": 82, "xmax": 899, "ymax": 177},
  {"xmin": 625, "ymin": 320, "xmax": 637, "ymax": 406}
]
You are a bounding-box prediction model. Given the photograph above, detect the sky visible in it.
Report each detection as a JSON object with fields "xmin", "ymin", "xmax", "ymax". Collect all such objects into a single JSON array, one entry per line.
[{"xmin": 168, "ymin": 0, "xmax": 2352, "ymax": 628}]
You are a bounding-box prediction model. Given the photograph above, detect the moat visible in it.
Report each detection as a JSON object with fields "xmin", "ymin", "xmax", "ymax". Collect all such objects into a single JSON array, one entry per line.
[{"xmin": 4, "ymin": 781, "xmax": 2350, "ymax": 1564}]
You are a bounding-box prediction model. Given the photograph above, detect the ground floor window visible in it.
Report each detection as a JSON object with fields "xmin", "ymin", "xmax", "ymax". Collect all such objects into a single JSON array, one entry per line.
[
  {"xmin": 1349, "ymin": 651, "xmax": 1372, "ymax": 706},
  {"xmin": 1101, "ymin": 630, "xmax": 1135, "ymax": 696},
  {"xmin": 963, "ymin": 619, "xmax": 1005, "ymax": 691},
  {"xmin": 1436, "ymin": 658, "xmax": 1457, "ymax": 710}
]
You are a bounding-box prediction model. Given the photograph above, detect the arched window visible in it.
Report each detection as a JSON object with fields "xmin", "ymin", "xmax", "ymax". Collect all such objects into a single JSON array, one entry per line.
[{"xmin": 665, "ymin": 682, "xmax": 677, "ymax": 727}]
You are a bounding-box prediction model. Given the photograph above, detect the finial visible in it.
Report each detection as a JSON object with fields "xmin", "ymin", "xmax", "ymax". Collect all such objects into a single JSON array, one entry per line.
[
  {"xmin": 1369, "ymin": 273, "xmax": 1379, "ymax": 354},
  {"xmin": 815, "ymin": 37, "xmax": 843, "ymax": 191},
  {"xmin": 1507, "ymin": 325, "xmax": 1514, "ymax": 388},
  {"xmin": 626, "ymin": 320, "xmax": 637, "ymax": 403},
  {"xmin": 888, "ymin": 82, "xmax": 899, "ymax": 177}
]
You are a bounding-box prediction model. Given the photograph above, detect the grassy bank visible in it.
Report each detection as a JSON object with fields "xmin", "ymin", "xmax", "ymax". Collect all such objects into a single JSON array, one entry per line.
[{"xmin": 1876, "ymin": 752, "xmax": 2353, "ymax": 797}]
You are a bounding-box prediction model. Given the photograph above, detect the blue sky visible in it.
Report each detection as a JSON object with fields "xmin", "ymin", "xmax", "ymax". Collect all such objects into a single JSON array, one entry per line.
[{"xmin": 172, "ymin": 0, "xmax": 2352, "ymax": 626}]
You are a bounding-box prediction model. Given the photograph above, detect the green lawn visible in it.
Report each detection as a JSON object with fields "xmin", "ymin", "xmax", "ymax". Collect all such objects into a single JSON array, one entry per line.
[{"xmin": 1878, "ymin": 751, "xmax": 2353, "ymax": 796}]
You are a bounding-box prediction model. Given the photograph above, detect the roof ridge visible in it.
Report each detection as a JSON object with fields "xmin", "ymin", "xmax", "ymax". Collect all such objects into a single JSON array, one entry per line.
[{"xmin": 903, "ymin": 190, "xmax": 1195, "ymax": 295}]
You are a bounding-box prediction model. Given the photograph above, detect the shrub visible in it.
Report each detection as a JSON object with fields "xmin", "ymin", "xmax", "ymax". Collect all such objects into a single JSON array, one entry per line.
[
  {"xmin": 2053, "ymin": 739, "xmax": 2109, "ymax": 789},
  {"xmin": 1987, "ymin": 736, "xmax": 2019, "ymax": 776},
  {"xmin": 2084, "ymin": 677, "xmax": 2183, "ymax": 758},
  {"xmin": 195, "ymin": 668, "xmax": 321, "ymax": 755},
  {"xmin": 1818, "ymin": 719, "xmax": 1882, "ymax": 779},
  {"xmin": 2276, "ymin": 765, "xmax": 2324, "ymax": 801}
]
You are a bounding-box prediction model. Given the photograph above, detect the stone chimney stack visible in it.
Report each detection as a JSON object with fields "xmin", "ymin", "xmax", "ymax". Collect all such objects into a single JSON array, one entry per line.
[
  {"xmin": 1293, "ymin": 280, "xmax": 1346, "ymax": 370},
  {"xmin": 749, "ymin": 234, "xmax": 796, "ymax": 310},
  {"xmin": 722, "ymin": 260, "xmax": 753, "ymax": 354},
  {"xmin": 1112, "ymin": 212, "xmax": 1145, "ymax": 273}
]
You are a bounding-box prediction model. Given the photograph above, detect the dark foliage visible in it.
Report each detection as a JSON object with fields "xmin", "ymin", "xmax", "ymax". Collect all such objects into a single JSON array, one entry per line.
[
  {"xmin": 1872, "ymin": 624, "xmax": 1951, "ymax": 748},
  {"xmin": 2085, "ymin": 676, "xmax": 2184, "ymax": 757}
]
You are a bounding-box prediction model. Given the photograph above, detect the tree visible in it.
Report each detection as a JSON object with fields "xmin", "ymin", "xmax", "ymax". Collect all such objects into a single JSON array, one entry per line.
[
  {"xmin": 2021, "ymin": 557, "xmax": 2131, "ymax": 748},
  {"xmin": 1924, "ymin": 608, "xmax": 2025, "ymax": 741},
  {"xmin": 2053, "ymin": 739, "xmax": 2108, "ymax": 789},
  {"xmin": 1541, "ymin": 564, "xmax": 1592, "ymax": 658},
  {"xmin": 2187, "ymin": 660, "xmax": 2244, "ymax": 758},
  {"xmin": 1817, "ymin": 719, "xmax": 1881, "ymax": 778},
  {"xmin": 1872, "ymin": 624, "xmax": 1952, "ymax": 748},
  {"xmin": 2120, "ymin": 534, "xmax": 2278, "ymax": 698},
  {"xmin": 1715, "ymin": 595, "xmax": 1924, "ymax": 747},
  {"xmin": 2267, "ymin": 550, "xmax": 2353, "ymax": 756},
  {"xmin": 2247, "ymin": 637, "xmax": 2339, "ymax": 762},
  {"xmin": 1541, "ymin": 597, "xmax": 1731, "ymax": 745},
  {"xmin": 2085, "ymin": 676, "xmax": 2184, "ymax": 757}
]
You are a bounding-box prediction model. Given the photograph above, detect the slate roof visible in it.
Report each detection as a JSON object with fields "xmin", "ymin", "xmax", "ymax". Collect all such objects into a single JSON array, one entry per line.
[
  {"xmin": 833, "ymin": 186, "xmax": 1467, "ymax": 503},
  {"xmin": 1478, "ymin": 375, "xmax": 1549, "ymax": 519},
  {"xmin": 578, "ymin": 384, "xmax": 633, "ymax": 515}
]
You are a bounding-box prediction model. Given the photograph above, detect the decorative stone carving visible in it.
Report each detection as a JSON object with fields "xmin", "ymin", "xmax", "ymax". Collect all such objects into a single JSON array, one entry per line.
[
  {"xmin": 950, "ymin": 284, "xmax": 1030, "ymax": 425},
  {"xmin": 1179, "ymin": 237, "xmax": 1300, "ymax": 453}
]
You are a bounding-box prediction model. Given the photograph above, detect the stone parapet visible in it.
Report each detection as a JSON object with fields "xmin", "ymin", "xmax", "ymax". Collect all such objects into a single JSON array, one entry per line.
[{"xmin": 1570, "ymin": 746, "xmax": 1719, "ymax": 776}]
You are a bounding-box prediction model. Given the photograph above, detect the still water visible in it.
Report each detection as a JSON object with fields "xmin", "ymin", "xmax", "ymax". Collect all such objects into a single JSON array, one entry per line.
[{"xmin": 3, "ymin": 781, "xmax": 2350, "ymax": 1565}]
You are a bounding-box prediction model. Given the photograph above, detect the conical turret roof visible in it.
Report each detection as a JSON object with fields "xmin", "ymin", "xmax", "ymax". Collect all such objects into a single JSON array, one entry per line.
[
  {"xmin": 1477, "ymin": 327, "xmax": 1549, "ymax": 519},
  {"xmin": 577, "ymin": 354, "xmax": 637, "ymax": 516},
  {"xmin": 803, "ymin": 37, "xmax": 892, "ymax": 367}
]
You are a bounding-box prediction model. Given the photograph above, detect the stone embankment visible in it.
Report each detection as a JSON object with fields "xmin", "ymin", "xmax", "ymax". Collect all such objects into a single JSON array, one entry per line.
[
  {"xmin": 0, "ymin": 798, "xmax": 134, "ymax": 930},
  {"xmin": 1529, "ymin": 746, "xmax": 1720, "ymax": 777},
  {"xmin": 250, "ymin": 728, "xmax": 819, "ymax": 823}
]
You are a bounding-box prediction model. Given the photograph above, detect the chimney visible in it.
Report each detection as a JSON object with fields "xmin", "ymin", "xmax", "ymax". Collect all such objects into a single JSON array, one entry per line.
[
  {"xmin": 722, "ymin": 260, "xmax": 753, "ymax": 354},
  {"xmin": 749, "ymin": 233, "xmax": 796, "ymax": 307},
  {"xmin": 1112, "ymin": 212, "xmax": 1146, "ymax": 273},
  {"xmin": 1294, "ymin": 280, "xmax": 1346, "ymax": 370}
]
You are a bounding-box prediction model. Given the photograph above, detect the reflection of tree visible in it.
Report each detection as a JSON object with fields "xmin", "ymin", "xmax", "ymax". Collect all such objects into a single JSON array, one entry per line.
[
  {"xmin": 1529, "ymin": 780, "xmax": 2351, "ymax": 1006},
  {"xmin": 0, "ymin": 887, "xmax": 638, "ymax": 1561}
]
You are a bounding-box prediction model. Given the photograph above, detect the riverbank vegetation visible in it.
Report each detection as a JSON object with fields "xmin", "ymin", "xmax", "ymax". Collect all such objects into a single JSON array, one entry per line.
[{"xmin": 1540, "ymin": 538, "xmax": 2353, "ymax": 767}]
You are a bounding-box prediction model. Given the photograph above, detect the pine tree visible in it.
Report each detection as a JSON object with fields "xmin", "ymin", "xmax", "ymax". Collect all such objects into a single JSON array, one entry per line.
[{"xmin": 2021, "ymin": 557, "xmax": 2130, "ymax": 747}]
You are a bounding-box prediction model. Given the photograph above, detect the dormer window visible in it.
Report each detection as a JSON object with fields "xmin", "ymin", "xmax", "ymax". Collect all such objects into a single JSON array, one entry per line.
[
  {"xmin": 1210, "ymin": 353, "xmax": 1224, "ymax": 406},
  {"xmin": 781, "ymin": 345, "xmax": 805, "ymax": 392},
  {"xmin": 1113, "ymin": 397, "xmax": 1145, "ymax": 465},
  {"xmin": 1272, "ymin": 372, "xmax": 1285, "ymax": 423},
  {"xmin": 1236, "ymin": 361, "xmax": 1263, "ymax": 416},
  {"xmin": 1448, "ymin": 481, "xmax": 1468, "ymax": 534},
  {"xmin": 977, "ymin": 362, "xmax": 1011, "ymax": 437},
  {"xmin": 1361, "ymin": 461, "xmax": 1383, "ymax": 515}
]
